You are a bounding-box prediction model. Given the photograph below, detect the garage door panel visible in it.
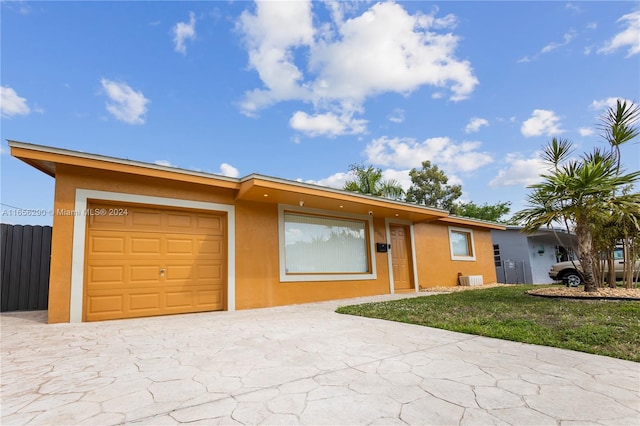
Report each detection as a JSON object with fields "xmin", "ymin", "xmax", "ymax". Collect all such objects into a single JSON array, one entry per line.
[
  {"xmin": 165, "ymin": 291, "xmax": 193, "ymax": 308},
  {"xmin": 91, "ymin": 213, "xmax": 127, "ymax": 228},
  {"xmin": 167, "ymin": 213, "xmax": 193, "ymax": 229},
  {"xmin": 90, "ymin": 235, "xmax": 126, "ymax": 254},
  {"xmin": 197, "ymin": 238, "xmax": 223, "ymax": 256},
  {"xmin": 129, "ymin": 293, "xmax": 161, "ymax": 312},
  {"xmin": 131, "ymin": 237, "xmax": 162, "ymax": 255},
  {"xmin": 130, "ymin": 265, "xmax": 163, "ymax": 283},
  {"xmin": 85, "ymin": 203, "xmax": 226, "ymax": 321},
  {"xmin": 197, "ymin": 289, "xmax": 223, "ymax": 307},
  {"xmin": 198, "ymin": 264, "xmax": 222, "ymax": 280},
  {"xmin": 197, "ymin": 215, "xmax": 223, "ymax": 234},
  {"xmin": 87, "ymin": 294, "xmax": 124, "ymax": 314},
  {"xmin": 88, "ymin": 265, "xmax": 125, "ymax": 284},
  {"xmin": 166, "ymin": 238, "xmax": 194, "ymax": 255},
  {"xmin": 164, "ymin": 265, "xmax": 194, "ymax": 281},
  {"xmin": 131, "ymin": 210, "xmax": 162, "ymax": 228}
]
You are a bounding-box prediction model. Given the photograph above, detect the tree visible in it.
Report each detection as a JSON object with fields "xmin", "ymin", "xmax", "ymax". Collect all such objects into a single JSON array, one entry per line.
[
  {"xmin": 405, "ymin": 160, "xmax": 462, "ymax": 210},
  {"xmin": 343, "ymin": 164, "xmax": 405, "ymax": 200},
  {"xmin": 452, "ymin": 201, "xmax": 512, "ymax": 223},
  {"xmin": 596, "ymin": 100, "xmax": 640, "ymax": 288},
  {"xmin": 513, "ymin": 139, "xmax": 640, "ymax": 292}
]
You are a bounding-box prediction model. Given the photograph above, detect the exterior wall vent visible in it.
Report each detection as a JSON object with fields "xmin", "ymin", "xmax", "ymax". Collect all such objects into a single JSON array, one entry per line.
[{"xmin": 458, "ymin": 275, "xmax": 483, "ymax": 286}]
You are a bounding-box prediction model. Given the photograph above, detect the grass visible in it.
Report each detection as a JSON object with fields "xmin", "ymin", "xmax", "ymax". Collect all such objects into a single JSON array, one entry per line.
[{"xmin": 336, "ymin": 285, "xmax": 640, "ymax": 362}]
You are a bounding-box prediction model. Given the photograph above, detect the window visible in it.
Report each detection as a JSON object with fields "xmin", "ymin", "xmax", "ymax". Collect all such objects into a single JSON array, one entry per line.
[
  {"xmin": 448, "ymin": 227, "xmax": 476, "ymax": 261},
  {"xmin": 493, "ymin": 244, "xmax": 501, "ymax": 266},
  {"xmin": 613, "ymin": 248, "xmax": 624, "ymax": 260},
  {"xmin": 279, "ymin": 206, "xmax": 376, "ymax": 282}
]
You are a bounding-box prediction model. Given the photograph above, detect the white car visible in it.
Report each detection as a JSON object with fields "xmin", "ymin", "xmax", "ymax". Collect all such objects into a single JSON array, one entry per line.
[{"xmin": 548, "ymin": 247, "xmax": 639, "ymax": 286}]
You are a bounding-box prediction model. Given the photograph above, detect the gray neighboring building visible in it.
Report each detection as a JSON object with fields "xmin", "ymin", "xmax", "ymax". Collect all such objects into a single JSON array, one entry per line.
[{"xmin": 491, "ymin": 226, "xmax": 577, "ymax": 284}]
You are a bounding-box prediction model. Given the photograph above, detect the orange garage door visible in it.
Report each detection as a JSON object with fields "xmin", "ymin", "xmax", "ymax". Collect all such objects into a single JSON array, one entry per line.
[{"xmin": 84, "ymin": 202, "xmax": 226, "ymax": 321}]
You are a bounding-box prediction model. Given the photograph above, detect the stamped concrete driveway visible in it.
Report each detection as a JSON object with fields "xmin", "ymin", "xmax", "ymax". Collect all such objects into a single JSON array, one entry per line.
[{"xmin": 1, "ymin": 293, "xmax": 639, "ymax": 425}]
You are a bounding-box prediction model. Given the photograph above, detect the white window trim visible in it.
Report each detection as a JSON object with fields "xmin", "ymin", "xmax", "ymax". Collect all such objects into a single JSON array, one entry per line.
[
  {"xmin": 448, "ymin": 226, "xmax": 476, "ymax": 261},
  {"xmin": 385, "ymin": 218, "xmax": 420, "ymax": 294},
  {"xmin": 70, "ymin": 189, "xmax": 235, "ymax": 323},
  {"xmin": 278, "ymin": 204, "xmax": 377, "ymax": 282}
]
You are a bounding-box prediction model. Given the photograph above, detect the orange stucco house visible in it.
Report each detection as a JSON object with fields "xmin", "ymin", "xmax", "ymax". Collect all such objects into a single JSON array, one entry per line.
[{"xmin": 9, "ymin": 141, "xmax": 505, "ymax": 323}]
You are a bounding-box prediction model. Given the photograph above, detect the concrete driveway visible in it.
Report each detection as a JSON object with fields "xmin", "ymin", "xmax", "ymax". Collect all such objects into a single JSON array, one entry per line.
[{"xmin": 1, "ymin": 293, "xmax": 639, "ymax": 425}]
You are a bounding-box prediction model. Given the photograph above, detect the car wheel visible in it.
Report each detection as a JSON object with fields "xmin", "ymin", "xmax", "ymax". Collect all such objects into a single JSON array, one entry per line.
[{"xmin": 563, "ymin": 272, "xmax": 582, "ymax": 287}]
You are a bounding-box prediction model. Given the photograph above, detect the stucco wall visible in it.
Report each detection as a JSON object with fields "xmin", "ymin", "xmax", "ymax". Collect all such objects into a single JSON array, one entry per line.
[
  {"xmin": 414, "ymin": 222, "xmax": 497, "ymax": 287},
  {"xmin": 46, "ymin": 164, "xmax": 498, "ymax": 323},
  {"xmin": 234, "ymin": 201, "xmax": 391, "ymax": 309},
  {"xmin": 490, "ymin": 230, "xmax": 533, "ymax": 284}
]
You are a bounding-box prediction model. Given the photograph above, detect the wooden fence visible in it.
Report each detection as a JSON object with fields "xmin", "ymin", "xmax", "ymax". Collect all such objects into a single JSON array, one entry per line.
[{"xmin": 1, "ymin": 224, "xmax": 52, "ymax": 312}]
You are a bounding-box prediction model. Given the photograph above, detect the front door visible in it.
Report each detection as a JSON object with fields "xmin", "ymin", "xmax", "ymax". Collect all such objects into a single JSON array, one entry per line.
[{"xmin": 390, "ymin": 225, "xmax": 413, "ymax": 291}]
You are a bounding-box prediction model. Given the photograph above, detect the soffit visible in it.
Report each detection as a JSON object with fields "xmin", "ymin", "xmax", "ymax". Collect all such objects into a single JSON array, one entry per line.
[{"xmin": 236, "ymin": 176, "xmax": 449, "ymax": 223}]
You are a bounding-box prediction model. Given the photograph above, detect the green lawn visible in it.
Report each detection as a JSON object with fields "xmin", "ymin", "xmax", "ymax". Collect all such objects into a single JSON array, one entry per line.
[{"xmin": 336, "ymin": 285, "xmax": 640, "ymax": 362}]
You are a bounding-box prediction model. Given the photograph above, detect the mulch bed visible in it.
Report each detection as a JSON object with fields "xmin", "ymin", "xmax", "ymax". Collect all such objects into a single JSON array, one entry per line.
[{"xmin": 527, "ymin": 286, "xmax": 640, "ymax": 300}]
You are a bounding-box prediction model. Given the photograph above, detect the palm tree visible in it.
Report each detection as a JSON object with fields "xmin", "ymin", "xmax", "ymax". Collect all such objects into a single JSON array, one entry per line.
[
  {"xmin": 344, "ymin": 164, "xmax": 405, "ymax": 200},
  {"xmin": 597, "ymin": 100, "xmax": 640, "ymax": 287},
  {"xmin": 598, "ymin": 100, "xmax": 640, "ymax": 174},
  {"xmin": 514, "ymin": 145, "xmax": 640, "ymax": 292}
]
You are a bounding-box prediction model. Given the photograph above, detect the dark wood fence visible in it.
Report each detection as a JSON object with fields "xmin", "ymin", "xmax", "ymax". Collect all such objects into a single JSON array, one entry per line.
[{"xmin": 1, "ymin": 224, "xmax": 52, "ymax": 312}]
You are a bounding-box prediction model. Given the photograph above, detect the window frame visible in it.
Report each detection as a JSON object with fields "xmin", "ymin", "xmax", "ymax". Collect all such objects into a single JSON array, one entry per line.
[
  {"xmin": 278, "ymin": 204, "xmax": 377, "ymax": 282},
  {"xmin": 448, "ymin": 226, "xmax": 476, "ymax": 261},
  {"xmin": 493, "ymin": 244, "xmax": 501, "ymax": 267}
]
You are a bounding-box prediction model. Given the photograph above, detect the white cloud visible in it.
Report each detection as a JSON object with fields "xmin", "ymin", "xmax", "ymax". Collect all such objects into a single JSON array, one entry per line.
[
  {"xmin": 381, "ymin": 168, "xmax": 413, "ymax": 190},
  {"xmin": 237, "ymin": 1, "xmax": 314, "ymax": 114},
  {"xmin": 489, "ymin": 153, "xmax": 549, "ymax": 187},
  {"xmin": 590, "ymin": 97, "xmax": 635, "ymax": 111},
  {"xmin": 3, "ymin": 1, "xmax": 32, "ymax": 15},
  {"xmin": 306, "ymin": 168, "xmax": 413, "ymax": 191},
  {"xmin": 305, "ymin": 171, "xmax": 350, "ymax": 189},
  {"xmin": 578, "ymin": 127, "xmax": 594, "ymax": 136},
  {"xmin": 289, "ymin": 111, "xmax": 367, "ymax": 137},
  {"xmin": 1, "ymin": 86, "xmax": 30, "ymax": 118},
  {"xmin": 364, "ymin": 136, "xmax": 493, "ymax": 173},
  {"xmin": 541, "ymin": 30, "xmax": 577, "ymax": 53},
  {"xmin": 308, "ymin": 2, "xmax": 477, "ymax": 103},
  {"xmin": 173, "ymin": 11, "xmax": 196, "ymax": 54},
  {"xmin": 388, "ymin": 108, "xmax": 405, "ymax": 124},
  {"xmin": 565, "ymin": 3, "xmax": 582, "ymax": 14},
  {"xmin": 521, "ymin": 109, "xmax": 563, "ymax": 137},
  {"xmin": 219, "ymin": 163, "xmax": 239, "ymax": 178},
  {"xmin": 598, "ymin": 10, "xmax": 640, "ymax": 57},
  {"xmin": 100, "ymin": 78, "xmax": 150, "ymax": 125},
  {"xmin": 464, "ymin": 117, "xmax": 489, "ymax": 133},
  {"xmin": 518, "ymin": 29, "xmax": 577, "ymax": 63},
  {"xmin": 154, "ymin": 160, "xmax": 176, "ymax": 167},
  {"xmin": 237, "ymin": 1, "xmax": 477, "ymax": 134}
]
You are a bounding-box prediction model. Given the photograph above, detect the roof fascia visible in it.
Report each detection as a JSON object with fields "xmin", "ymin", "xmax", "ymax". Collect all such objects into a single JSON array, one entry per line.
[
  {"xmin": 437, "ymin": 215, "xmax": 506, "ymax": 230},
  {"xmin": 9, "ymin": 140, "xmax": 240, "ymax": 189}
]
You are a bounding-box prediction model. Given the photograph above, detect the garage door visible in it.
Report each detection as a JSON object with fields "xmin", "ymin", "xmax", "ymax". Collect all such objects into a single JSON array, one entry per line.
[{"xmin": 84, "ymin": 202, "xmax": 226, "ymax": 321}]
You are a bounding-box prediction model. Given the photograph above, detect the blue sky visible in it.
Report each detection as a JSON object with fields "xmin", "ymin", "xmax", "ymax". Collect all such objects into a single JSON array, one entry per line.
[{"xmin": 2, "ymin": 1, "xmax": 639, "ymax": 226}]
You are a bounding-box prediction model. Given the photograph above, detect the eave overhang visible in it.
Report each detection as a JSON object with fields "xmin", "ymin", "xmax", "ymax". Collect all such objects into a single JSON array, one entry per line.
[
  {"xmin": 236, "ymin": 174, "xmax": 449, "ymax": 223},
  {"xmin": 437, "ymin": 215, "xmax": 507, "ymax": 231},
  {"xmin": 9, "ymin": 140, "xmax": 505, "ymax": 230},
  {"xmin": 8, "ymin": 140, "xmax": 240, "ymax": 190}
]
